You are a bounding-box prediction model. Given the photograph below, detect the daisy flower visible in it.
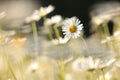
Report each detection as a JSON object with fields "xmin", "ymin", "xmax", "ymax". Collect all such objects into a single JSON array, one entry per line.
[
  {"xmin": 39, "ymin": 5, "xmax": 55, "ymax": 17},
  {"xmin": 25, "ymin": 5, "xmax": 54, "ymax": 23},
  {"xmin": 72, "ymin": 56, "xmax": 99, "ymax": 71},
  {"xmin": 25, "ymin": 10, "xmax": 41, "ymax": 23},
  {"xmin": 44, "ymin": 15, "xmax": 62, "ymax": 26},
  {"xmin": 27, "ymin": 61, "xmax": 39, "ymax": 73},
  {"xmin": 52, "ymin": 37, "xmax": 69, "ymax": 45},
  {"xmin": 0, "ymin": 30, "xmax": 15, "ymax": 45},
  {"xmin": 50, "ymin": 15, "xmax": 62, "ymax": 24},
  {"xmin": 62, "ymin": 17, "xmax": 83, "ymax": 39},
  {"xmin": 72, "ymin": 56, "xmax": 115, "ymax": 71}
]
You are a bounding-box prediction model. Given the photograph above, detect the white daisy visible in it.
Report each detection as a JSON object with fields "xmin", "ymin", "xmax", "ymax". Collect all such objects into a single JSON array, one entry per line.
[
  {"xmin": 101, "ymin": 36, "xmax": 113, "ymax": 44},
  {"xmin": 72, "ymin": 56, "xmax": 99, "ymax": 71},
  {"xmin": 39, "ymin": 5, "xmax": 55, "ymax": 17},
  {"xmin": 25, "ymin": 5, "xmax": 54, "ymax": 23},
  {"xmin": 44, "ymin": 15, "xmax": 62, "ymax": 26},
  {"xmin": 51, "ymin": 37, "xmax": 69, "ymax": 45},
  {"xmin": 25, "ymin": 10, "xmax": 41, "ymax": 23},
  {"xmin": 62, "ymin": 17, "xmax": 83, "ymax": 39},
  {"xmin": 27, "ymin": 61, "xmax": 39, "ymax": 73},
  {"xmin": 51, "ymin": 15, "xmax": 62, "ymax": 24},
  {"xmin": 72, "ymin": 56, "xmax": 115, "ymax": 71}
]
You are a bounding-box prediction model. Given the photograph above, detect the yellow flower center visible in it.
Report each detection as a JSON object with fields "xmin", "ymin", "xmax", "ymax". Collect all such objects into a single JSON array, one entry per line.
[
  {"xmin": 39, "ymin": 9, "xmax": 46, "ymax": 16},
  {"xmin": 69, "ymin": 25, "xmax": 77, "ymax": 33}
]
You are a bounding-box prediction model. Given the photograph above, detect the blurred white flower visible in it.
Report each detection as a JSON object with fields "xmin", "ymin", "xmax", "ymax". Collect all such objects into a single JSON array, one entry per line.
[
  {"xmin": 25, "ymin": 10, "xmax": 41, "ymax": 23},
  {"xmin": 52, "ymin": 37, "xmax": 69, "ymax": 45},
  {"xmin": 101, "ymin": 36, "xmax": 113, "ymax": 44},
  {"xmin": 98, "ymin": 58, "xmax": 116, "ymax": 69},
  {"xmin": 101, "ymin": 31, "xmax": 120, "ymax": 44},
  {"xmin": 59, "ymin": 37, "xmax": 69, "ymax": 44},
  {"xmin": 72, "ymin": 56, "xmax": 115, "ymax": 71},
  {"xmin": 113, "ymin": 31, "xmax": 120, "ymax": 37},
  {"xmin": 0, "ymin": 30, "xmax": 15, "ymax": 45},
  {"xmin": 90, "ymin": 2, "xmax": 120, "ymax": 26},
  {"xmin": 91, "ymin": 15, "xmax": 112, "ymax": 26},
  {"xmin": 44, "ymin": 18, "xmax": 52, "ymax": 26},
  {"xmin": 25, "ymin": 5, "xmax": 54, "ymax": 23},
  {"xmin": 39, "ymin": 5, "xmax": 55, "ymax": 17},
  {"xmin": 45, "ymin": 15, "xmax": 62, "ymax": 26},
  {"xmin": 27, "ymin": 61, "xmax": 39, "ymax": 73},
  {"xmin": 62, "ymin": 17, "xmax": 83, "ymax": 39},
  {"xmin": 51, "ymin": 15, "xmax": 62, "ymax": 24},
  {"xmin": 72, "ymin": 56, "xmax": 98, "ymax": 71},
  {"xmin": 8, "ymin": 34, "xmax": 27, "ymax": 48}
]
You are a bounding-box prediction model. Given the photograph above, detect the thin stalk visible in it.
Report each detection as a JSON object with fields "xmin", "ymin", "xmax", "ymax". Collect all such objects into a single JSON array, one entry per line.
[
  {"xmin": 43, "ymin": 16, "xmax": 53, "ymax": 40},
  {"xmin": 43, "ymin": 16, "xmax": 47, "ymax": 22},
  {"xmin": 7, "ymin": 61, "xmax": 17, "ymax": 80},
  {"xmin": 48, "ymin": 27, "xmax": 53, "ymax": 40},
  {"xmin": 53, "ymin": 24, "xmax": 60, "ymax": 39},
  {"xmin": 98, "ymin": 24, "xmax": 108, "ymax": 48},
  {"xmin": 2, "ymin": 46, "xmax": 17, "ymax": 80},
  {"xmin": 102, "ymin": 23, "xmax": 110, "ymax": 37},
  {"xmin": 58, "ymin": 60, "xmax": 65, "ymax": 80},
  {"xmin": 80, "ymin": 36, "xmax": 89, "ymax": 54},
  {"xmin": 101, "ymin": 69, "xmax": 106, "ymax": 80},
  {"xmin": 102, "ymin": 23, "xmax": 114, "ymax": 52},
  {"xmin": 97, "ymin": 26, "xmax": 105, "ymax": 40},
  {"xmin": 31, "ymin": 21, "xmax": 39, "ymax": 56},
  {"xmin": 85, "ymin": 71, "xmax": 89, "ymax": 80},
  {"xmin": 96, "ymin": 70, "xmax": 100, "ymax": 80}
]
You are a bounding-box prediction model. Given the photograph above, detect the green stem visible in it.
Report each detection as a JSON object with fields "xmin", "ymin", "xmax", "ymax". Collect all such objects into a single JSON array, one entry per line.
[
  {"xmin": 101, "ymin": 69, "xmax": 106, "ymax": 80},
  {"xmin": 2, "ymin": 46, "xmax": 17, "ymax": 80},
  {"xmin": 43, "ymin": 16, "xmax": 47, "ymax": 22},
  {"xmin": 58, "ymin": 60, "xmax": 65, "ymax": 80},
  {"xmin": 97, "ymin": 25, "xmax": 105, "ymax": 40},
  {"xmin": 102, "ymin": 23, "xmax": 110, "ymax": 37},
  {"xmin": 102, "ymin": 23, "xmax": 115, "ymax": 52},
  {"xmin": 96, "ymin": 70, "xmax": 100, "ymax": 80},
  {"xmin": 85, "ymin": 72, "xmax": 89, "ymax": 80},
  {"xmin": 31, "ymin": 21, "xmax": 39, "ymax": 56},
  {"xmin": 7, "ymin": 61, "xmax": 17, "ymax": 80},
  {"xmin": 48, "ymin": 27, "xmax": 53, "ymax": 40},
  {"xmin": 43, "ymin": 16, "xmax": 53, "ymax": 40},
  {"xmin": 102, "ymin": 23, "xmax": 109, "ymax": 48},
  {"xmin": 53, "ymin": 24, "xmax": 60, "ymax": 39},
  {"xmin": 80, "ymin": 36, "xmax": 89, "ymax": 54}
]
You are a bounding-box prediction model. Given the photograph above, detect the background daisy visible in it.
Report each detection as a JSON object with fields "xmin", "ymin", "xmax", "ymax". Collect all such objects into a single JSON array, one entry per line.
[{"xmin": 62, "ymin": 17, "xmax": 83, "ymax": 39}]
